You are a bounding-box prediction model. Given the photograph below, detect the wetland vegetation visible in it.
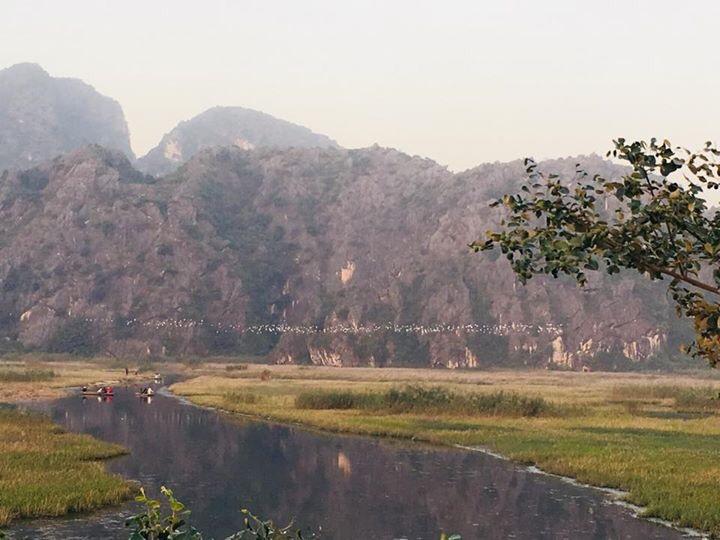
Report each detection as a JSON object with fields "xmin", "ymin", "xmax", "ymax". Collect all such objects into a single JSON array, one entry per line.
[
  {"xmin": 0, "ymin": 355, "xmax": 150, "ymax": 527},
  {"xmin": 0, "ymin": 405, "xmax": 132, "ymax": 527},
  {"xmin": 172, "ymin": 363, "xmax": 720, "ymax": 536},
  {"xmin": 4, "ymin": 356, "xmax": 720, "ymax": 537}
]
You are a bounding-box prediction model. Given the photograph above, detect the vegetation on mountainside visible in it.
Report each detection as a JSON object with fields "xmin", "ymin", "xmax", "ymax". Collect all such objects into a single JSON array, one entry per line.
[
  {"xmin": 172, "ymin": 364, "xmax": 720, "ymax": 535},
  {"xmin": 0, "ymin": 145, "xmax": 692, "ymax": 368},
  {"xmin": 197, "ymin": 167, "xmax": 296, "ymax": 356},
  {"xmin": 475, "ymin": 138, "xmax": 720, "ymax": 366}
]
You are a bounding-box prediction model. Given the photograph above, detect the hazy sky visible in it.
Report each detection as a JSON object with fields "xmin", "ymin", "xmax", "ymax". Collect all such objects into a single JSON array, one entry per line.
[{"xmin": 2, "ymin": 0, "xmax": 719, "ymax": 170}]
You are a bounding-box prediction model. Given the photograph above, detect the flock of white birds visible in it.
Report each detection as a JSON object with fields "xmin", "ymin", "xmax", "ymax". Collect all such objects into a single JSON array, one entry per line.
[{"xmin": 75, "ymin": 317, "xmax": 563, "ymax": 337}]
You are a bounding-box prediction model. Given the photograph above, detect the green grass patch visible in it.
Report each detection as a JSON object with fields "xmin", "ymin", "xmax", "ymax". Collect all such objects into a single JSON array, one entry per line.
[{"xmin": 0, "ymin": 407, "xmax": 134, "ymax": 526}]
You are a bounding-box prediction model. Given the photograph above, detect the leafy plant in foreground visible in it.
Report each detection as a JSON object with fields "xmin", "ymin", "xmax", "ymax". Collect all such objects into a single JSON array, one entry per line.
[
  {"xmin": 228, "ymin": 510, "xmax": 307, "ymax": 540},
  {"xmin": 126, "ymin": 487, "xmax": 202, "ymax": 539},
  {"xmin": 474, "ymin": 138, "xmax": 720, "ymax": 366},
  {"xmin": 126, "ymin": 486, "xmax": 309, "ymax": 539},
  {"xmin": 125, "ymin": 485, "xmax": 461, "ymax": 539}
]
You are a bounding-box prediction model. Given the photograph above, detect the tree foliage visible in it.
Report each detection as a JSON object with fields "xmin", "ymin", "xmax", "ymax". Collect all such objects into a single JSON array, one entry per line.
[{"xmin": 472, "ymin": 138, "xmax": 720, "ymax": 365}]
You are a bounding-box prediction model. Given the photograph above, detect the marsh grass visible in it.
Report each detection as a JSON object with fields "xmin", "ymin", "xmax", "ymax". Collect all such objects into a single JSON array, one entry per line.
[
  {"xmin": 225, "ymin": 364, "xmax": 249, "ymax": 371},
  {"xmin": 295, "ymin": 389, "xmax": 380, "ymax": 410},
  {"xmin": 673, "ymin": 387, "xmax": 720, "ymax": 410},
  {"xmin": 223, "ymin": 391, "xmax": 260, "ymax": 404},
  {"xmin": 296, "ymin": 386, "xmax": 558, "ymax": 417},
  {"xmin": 0, "ymin": 356, "xmax": 159, "ymax": 404},
  {"xmin": 0, "ymin": 408, "xmax": 133, "ymax": 526},
  {"xmin": 171, "ymin": 366, "xmax": 720, "ymax": 536},
  {"xmin": 0, "ymin": 369, "xmax": 55, "ymax": 382},
  {"xmin": 611, "ymin": 384, "xmax": 697, "ymax": 400},
  {"xmin": 612, "ymin": 384, "xmax": 720, "ymax": 411},
  {"xmin": 0, "ymin": 357, "xmax": 152, "ymax": 526}
]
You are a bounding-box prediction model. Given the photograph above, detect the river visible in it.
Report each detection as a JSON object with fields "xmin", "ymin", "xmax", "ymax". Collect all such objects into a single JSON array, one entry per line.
[{"xmin": 9, "ymin": 386, "xmax": 686, "ymax": 539}]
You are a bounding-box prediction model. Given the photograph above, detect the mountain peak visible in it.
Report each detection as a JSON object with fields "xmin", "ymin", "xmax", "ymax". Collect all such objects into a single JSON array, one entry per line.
[
  {"xmin": 0, "ymin": 62, "xmax": 49, "ymax": 79},
  {"xmin": 136, "ymin": 105, "xmax": 339, "ymax": 176},
  {"xmin": 0, "ymin": 63, "xmax": 133, "ymax": 171}
]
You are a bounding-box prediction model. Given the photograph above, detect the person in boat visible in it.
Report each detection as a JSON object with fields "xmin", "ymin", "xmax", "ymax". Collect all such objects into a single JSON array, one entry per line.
[
  {"xmin": 82, "ymin": 385, "xmax": 88, "ymax": 393},
  {"xmin": 140, "ymin": 387, "xmax": 148, "ymax": 395}
]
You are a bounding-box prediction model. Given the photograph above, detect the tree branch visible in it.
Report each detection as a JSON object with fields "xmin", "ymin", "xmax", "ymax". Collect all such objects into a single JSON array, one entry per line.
[{"xmin": 655, "ymin": 266, "xmax": 720, "ymax": 296}]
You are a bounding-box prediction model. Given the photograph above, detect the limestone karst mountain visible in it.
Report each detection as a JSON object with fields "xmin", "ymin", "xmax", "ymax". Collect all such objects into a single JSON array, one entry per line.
[
  {"xmin": 0, "ymin": 144, "xmax": 691, "ymax": 369},
  {"xmin": 0, "ymin": 63, "xmax": 692, "ymax": 369},
  {"xmin": 0, "ymin": 63, "xmax": 133, "ymax": 171},
  {"xmin": 136, "ymin": 106, "xmax": 339, "ymax": 176}
]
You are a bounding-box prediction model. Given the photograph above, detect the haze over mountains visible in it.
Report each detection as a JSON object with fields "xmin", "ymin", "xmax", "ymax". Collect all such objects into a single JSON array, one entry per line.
[
  {"xmin": 0, "ymin": 63, "xmax": 133, "ymax": 170},
  {"xmin": 136, "ymin": 106, "xmax": 339, "ymax": 176},
  {"xmin": 0, "ymin": 63, "xmax": 339, "ymax": 174},
  {"xmin": 0, "ymin": 63, "xmax": 692, "ymax": 369}
]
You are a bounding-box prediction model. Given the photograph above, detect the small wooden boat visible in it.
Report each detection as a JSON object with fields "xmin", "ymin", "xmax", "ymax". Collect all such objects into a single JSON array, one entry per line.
[
  {"xmin": 82, "ymin": 391, "xmax": 114, "ymax": 397},
  {"xmin": 136, "ymin": 390, "xmax": 155, "ymax": 398}
]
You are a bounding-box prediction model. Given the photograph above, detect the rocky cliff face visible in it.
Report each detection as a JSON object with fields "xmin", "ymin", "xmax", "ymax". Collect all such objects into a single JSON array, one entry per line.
[
  {"xmin": 0, "ymin": 64, "xmax": 133, "ymax": 171},
  {"xmin": 136, "ymin": 106, "xmax": 339, "ymax": 176},
  {"xmin": 0, "ymin": 145, "xmax": 691, "ymax": 368}
]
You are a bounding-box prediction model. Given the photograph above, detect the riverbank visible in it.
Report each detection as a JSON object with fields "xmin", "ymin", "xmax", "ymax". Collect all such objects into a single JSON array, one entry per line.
[
  {"xmin": 0, "ymin": 406, "xmax": 132, "ymax": 527},
  {"xmin": 0, "ymin": 357, "xmax": 145, "ymax": 527},
  {"xmin": 171, "ymin": 365, "xmax": 720, "ymax": 536},
  {"xmin": 0, "ymin": 354, "xmax": 149, "ymax": 402}
]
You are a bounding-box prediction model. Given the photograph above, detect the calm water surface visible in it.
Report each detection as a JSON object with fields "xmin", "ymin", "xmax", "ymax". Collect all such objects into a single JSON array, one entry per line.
[{"xmin": 10, "ymin": 386, "xmax": 685, "ymax": 539}]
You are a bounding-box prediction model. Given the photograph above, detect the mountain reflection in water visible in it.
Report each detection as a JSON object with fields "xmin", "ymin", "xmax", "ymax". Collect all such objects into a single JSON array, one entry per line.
[{"xmin": 11, "ymin": 388, "xmax": 682, "ymax": 539}]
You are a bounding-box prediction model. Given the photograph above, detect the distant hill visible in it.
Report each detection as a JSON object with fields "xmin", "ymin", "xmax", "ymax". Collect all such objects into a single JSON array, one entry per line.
[
  {"xmin": 136, "ymin": 106, "xmax": 339, "ymax": 175},
  {"xmin": 0, "ymin": 145, "xmax": 692, "ymax": 369},
  {"xmin": 0, "ymin": 63, "xmax": 133, "ymax": 170}
]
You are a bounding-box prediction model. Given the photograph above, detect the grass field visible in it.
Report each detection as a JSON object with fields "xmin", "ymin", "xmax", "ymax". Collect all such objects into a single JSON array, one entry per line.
[
  {"xmin": 171, "ymin": 364, "xmax": 720, "ymax": 536},
  {"xmin": 0, "ymin": 406, "xmax": 133, "ymax": 526},
  {"xmin": 0, "ymin": 355, "xmax": 149, "ymax": 527},
  {"xmin": 0, "ymin": 354, "xmax": 150, "ymax": 402}
]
